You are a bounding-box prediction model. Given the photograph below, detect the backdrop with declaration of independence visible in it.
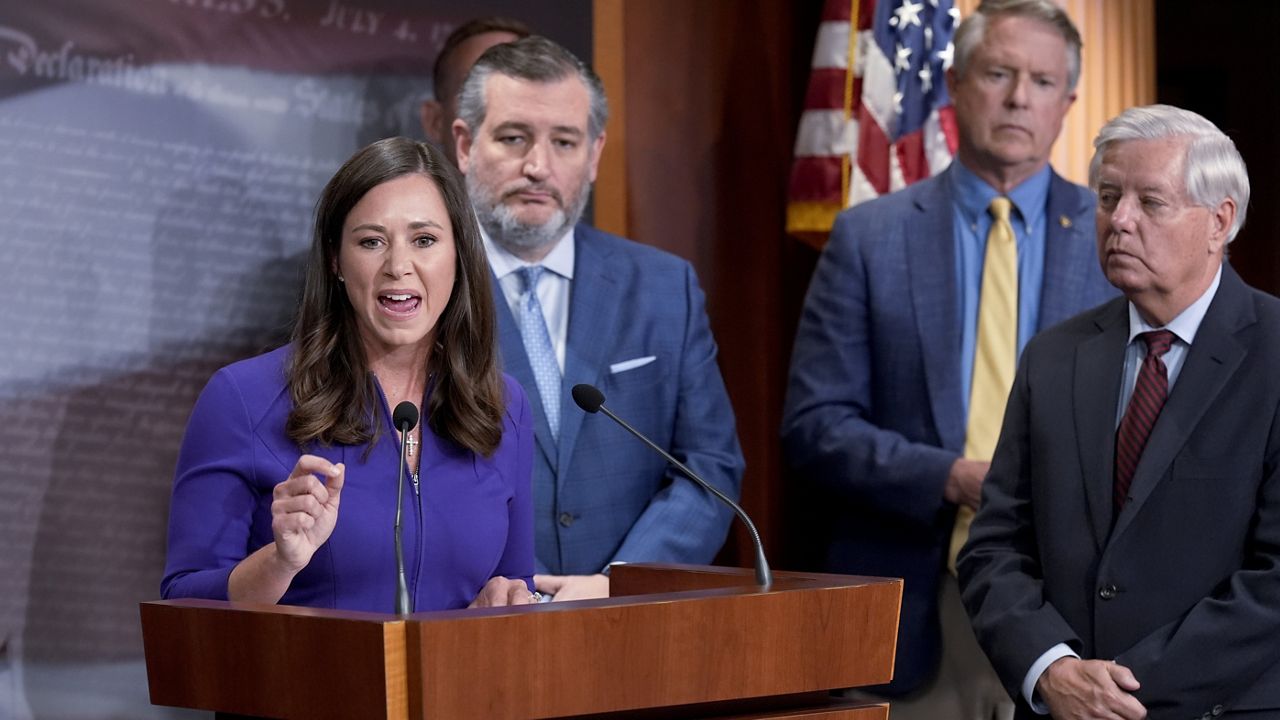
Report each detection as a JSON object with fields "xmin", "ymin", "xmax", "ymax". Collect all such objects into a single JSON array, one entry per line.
[{"xmin": 0, "ymin": 2, "xmax": 588, "ymax": 717}]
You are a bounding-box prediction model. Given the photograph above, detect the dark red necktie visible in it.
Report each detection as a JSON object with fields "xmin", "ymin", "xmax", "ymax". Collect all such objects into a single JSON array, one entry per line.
[{"xmin": 1114, "ymin": 330, "xmax": 1177, "ymax": 512}]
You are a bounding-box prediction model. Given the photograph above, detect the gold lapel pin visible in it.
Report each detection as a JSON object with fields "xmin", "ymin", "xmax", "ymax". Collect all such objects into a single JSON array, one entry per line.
[{"xmin": 1059, "ymin": 215, "xmax": 1072, "ymax": 228}]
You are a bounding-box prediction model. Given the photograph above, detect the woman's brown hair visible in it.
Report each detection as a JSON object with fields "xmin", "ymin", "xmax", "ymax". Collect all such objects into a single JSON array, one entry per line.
[{"xmin": 286, "ymin": 137, "xmax": 504, "ymax": 456}]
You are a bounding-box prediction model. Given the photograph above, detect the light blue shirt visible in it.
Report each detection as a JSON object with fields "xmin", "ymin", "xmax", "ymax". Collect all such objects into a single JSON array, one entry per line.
[
  {"xmin": 1021, "ymin": 263, "xmax": 1223, "ymax": 713},
  {"xmin": 1115, "ymin": 265, "xmax": 1222, "ymax": 424},
  {"xmin": 950, "ymin": 161, "xmax": 1051, "ymax": 415},
  {"xmin": 483, "ymin": 228, "xmax": 575, "ymax": 373}
]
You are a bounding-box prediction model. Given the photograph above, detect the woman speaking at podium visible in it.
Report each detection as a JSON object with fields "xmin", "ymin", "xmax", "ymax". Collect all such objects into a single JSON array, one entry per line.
[{"xmin": 161, "ymin": 137, "xmax": 535, "ymax": 612}]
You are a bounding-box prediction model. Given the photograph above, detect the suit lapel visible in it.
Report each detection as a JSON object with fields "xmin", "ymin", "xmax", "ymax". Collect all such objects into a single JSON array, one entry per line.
[
  {"xmin": 1112, "ymin": 265, "xmax": 1253, "ymax": 539},
  {"xmin": 557, "ymin": 226, "xmax": 621, "ymax": 481},
  {"xmin": 908, "ymin": 174, "xmax": 966, "ymax": 450},
  {"xmin": 1040, "ymin": 174, "xmax": 1099, "ymax": 328},
  {"xmin": 1074, "ymin": 300, "xmax": 1129, "ymax": 548},
  {"xmin": 492, "ymin": 273, "xmax": 557, "ymax": 470}
]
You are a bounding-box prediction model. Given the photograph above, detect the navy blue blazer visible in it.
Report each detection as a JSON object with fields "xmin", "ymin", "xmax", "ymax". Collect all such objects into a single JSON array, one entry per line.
[
  {"xmin": 960, "ymin": 265, "xmax": 1280, "ymax": 718},
  {"xmin": 782, "ymin": 165, "xmax": 1117, "ymax": 693},
  {"xmin": 493, "ymin": 223, "xmax": 744, "ymax": 576}
]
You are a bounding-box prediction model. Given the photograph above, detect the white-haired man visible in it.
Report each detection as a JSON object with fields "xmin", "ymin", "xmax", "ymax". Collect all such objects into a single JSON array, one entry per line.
[{"xmin": 960, "ymin": 104, "xmax": 1280, "ymax": 718}]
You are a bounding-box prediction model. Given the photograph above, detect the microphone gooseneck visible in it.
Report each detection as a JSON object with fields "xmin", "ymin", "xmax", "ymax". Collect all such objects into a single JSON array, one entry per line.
[
  {"xmin": 571, "ymin": 383, "xmax": 772, "ymax": 589},
  {"xmin": 393, "ymin": 401, "xmax": 419, "ymax": 615}
]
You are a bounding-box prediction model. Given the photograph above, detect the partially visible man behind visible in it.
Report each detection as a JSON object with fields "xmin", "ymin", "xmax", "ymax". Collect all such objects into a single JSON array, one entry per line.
[
  {"xmin": 782, "ymin": 0, "xmax": 1116, "ymax": 716},
  {"xmin": 960, "ymin": 104, "xmax": 1280, "ymax": 718},
  {"xmin": 452, "ymin": 36, "xmax": 745, "ymax": 601},
  {"xmin": 420, "ymin": 16, "xmax": 530, "ymax": 165}
]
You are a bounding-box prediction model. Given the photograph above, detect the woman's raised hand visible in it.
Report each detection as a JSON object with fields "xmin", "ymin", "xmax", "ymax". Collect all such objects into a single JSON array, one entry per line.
[{"xmin": 271, "ymin": 455, "xmax": 345, "ymax": 571}]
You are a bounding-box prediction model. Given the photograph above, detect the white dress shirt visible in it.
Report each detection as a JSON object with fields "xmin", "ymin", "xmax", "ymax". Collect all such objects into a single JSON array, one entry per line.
[{"xmin": 482, "ymin": 227, "xmax": 575, "ymax": 373}]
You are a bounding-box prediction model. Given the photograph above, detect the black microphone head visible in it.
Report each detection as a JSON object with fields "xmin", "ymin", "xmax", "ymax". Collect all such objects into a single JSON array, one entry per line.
[
  {"xmin": 572, "ymin": 384, "xmax": 605, "ymax": 413},
  {"xmin": 392, "ymin": 401, "xmax": 419, "ymax": 431}
]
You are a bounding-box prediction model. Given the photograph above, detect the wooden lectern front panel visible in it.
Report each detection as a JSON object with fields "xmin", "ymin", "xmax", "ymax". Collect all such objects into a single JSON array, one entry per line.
[
  {"xmin": 408, "ymin": 566, "xmax": 901, "ymax": 719},
  {"xmin": 141, "ymin": 600, "xmax": 408, "ymax": 720},
  {"xmin": 140, "ymin": 566, "xmax": 901, "ymax": 720}
]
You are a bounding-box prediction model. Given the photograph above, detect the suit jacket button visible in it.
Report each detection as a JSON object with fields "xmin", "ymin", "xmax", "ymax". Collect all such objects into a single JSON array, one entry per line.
[
  {"xmin": 558, "ymin": 512, "xmax": 575, "ymax": 528},
  {"xmin": 1098, "ymin": 584, "xmax": 1117, "ymax": 600}
]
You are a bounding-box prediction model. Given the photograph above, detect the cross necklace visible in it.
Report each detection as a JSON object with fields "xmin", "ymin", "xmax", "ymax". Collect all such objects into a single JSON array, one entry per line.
[{"xmin": 403, "ymin": 427, "xmax": 421, "ymax": 494}]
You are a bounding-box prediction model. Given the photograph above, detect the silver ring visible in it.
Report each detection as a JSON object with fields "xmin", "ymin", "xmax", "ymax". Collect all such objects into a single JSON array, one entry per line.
[{"xmin": 530, "ymin": 591, "xmax": 543, "ymax": 603}]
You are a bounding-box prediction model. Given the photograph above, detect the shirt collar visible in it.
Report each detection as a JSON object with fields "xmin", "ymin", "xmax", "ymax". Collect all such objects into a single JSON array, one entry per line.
[
  {"xmin": 481, "ymin": 223, "xmax": 576, "ymax": 281},
  {"xmin": 1126, "ymin": 263, "xmax": 1223, "ymax": 346},
  {"xmin": 948, "ymin": 160, "xmax": 1051, "ymax": 232}
]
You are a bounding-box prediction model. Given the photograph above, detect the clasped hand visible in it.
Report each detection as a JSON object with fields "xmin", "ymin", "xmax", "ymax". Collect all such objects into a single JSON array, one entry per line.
[
  {"xmin": 1039, "ymin": 657, "xmax": 1147, "ymax": 720},
  {"xmin": 945, "ymin": 457, "xmax": 989, "ymax": 510},
  {"xmin": 534, "ymin": 573, "xmax": 610, "ymax": 601}
]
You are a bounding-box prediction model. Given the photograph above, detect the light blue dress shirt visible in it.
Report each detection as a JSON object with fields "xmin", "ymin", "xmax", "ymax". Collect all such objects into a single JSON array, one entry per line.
[
  {"xmin": 950, "ymin": 161, "xmax": 1051, "ymax": 415},
  {"xmin": 483, "ymin": 228, "xmax": 575, "ymax": 373},
  {"xmin": 1115, "ymin": 265, "xmax": 1222, "ymax": 423}
]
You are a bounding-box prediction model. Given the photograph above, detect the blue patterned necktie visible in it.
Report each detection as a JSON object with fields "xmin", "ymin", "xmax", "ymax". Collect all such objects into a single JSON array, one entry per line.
[{"xmin": 515, "ymin": 266, "xmax": 561, "ymax": 439}]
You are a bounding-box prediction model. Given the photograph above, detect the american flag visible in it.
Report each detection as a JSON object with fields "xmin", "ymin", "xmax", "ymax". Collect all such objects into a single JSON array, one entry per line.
[{"xmin": 787, "ymin": 0, "xmax": 960, "ymax": 247}]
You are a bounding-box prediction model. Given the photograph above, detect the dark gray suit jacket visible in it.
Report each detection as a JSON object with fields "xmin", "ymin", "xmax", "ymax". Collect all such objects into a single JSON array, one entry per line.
[{"xmin": 959, "ymin": 264, "xmax": 1280, "ymax": 718}]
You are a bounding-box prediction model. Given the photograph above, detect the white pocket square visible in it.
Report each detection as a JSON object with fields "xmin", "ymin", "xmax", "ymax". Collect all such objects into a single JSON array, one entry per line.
[{"xmin": 609, "ymin": 356, "xmax": 657, "ymax": 374}]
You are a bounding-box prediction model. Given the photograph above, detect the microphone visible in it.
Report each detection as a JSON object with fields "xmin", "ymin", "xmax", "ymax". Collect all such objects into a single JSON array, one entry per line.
[
  {"xmin": 392, "ymin": 401, "xmax": 419, "ymax": 615},
  {"xmin": 571, "ymin": 384, "xmax": 772, "ymax": 589}
]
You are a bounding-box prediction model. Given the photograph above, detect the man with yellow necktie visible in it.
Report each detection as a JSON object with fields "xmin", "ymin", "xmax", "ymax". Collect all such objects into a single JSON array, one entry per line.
[{"xmin": 782, "ymin": 1, "xmax": 1116, "ymax": 717}]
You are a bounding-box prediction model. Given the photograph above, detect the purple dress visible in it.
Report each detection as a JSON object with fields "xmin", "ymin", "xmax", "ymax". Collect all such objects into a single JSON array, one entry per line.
[{"xmin": 161, "ymin": 346, "xmax": 534, "ymax": 612}]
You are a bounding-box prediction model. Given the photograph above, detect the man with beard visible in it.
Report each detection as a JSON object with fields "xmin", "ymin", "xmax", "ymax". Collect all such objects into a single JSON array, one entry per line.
[{"xmin": 452, "ymin": 36, "xmax": 744, "ymax": 601}]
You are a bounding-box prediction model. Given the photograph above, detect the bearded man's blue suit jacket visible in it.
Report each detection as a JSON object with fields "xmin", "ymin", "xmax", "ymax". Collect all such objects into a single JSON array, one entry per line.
[
  {"xmin": 782, "ymin": 166, "xmax": 1117, "ymax": 693},
  {"xmin": 492, "ymin": 223, "xmax": 744, "ymax": 576}
]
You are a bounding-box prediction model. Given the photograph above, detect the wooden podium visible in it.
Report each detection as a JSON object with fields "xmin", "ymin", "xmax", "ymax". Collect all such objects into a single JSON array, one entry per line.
[{"xmin": 141, "ymin": 564, "xmax": 901, "ymax": 719}]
